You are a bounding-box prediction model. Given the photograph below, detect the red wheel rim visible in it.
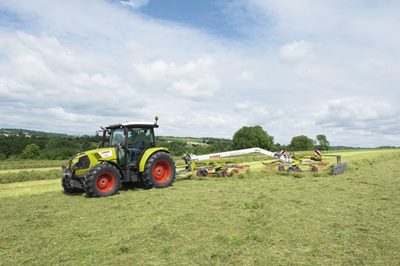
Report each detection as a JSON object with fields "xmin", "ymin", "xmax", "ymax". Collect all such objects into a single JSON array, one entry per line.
[
  {"xmin": 96, "ymin": 173, "xmax": 115, "ymax": 193},
  {"xmin": 152, "ymin": 160, "xmax": 172, "ymax": 184}
]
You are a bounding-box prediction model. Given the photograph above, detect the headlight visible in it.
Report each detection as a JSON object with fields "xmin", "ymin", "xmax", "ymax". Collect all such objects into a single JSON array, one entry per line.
[{"xmin": 73, "ymin": 155, "xmax": 90, "ymax": 170}]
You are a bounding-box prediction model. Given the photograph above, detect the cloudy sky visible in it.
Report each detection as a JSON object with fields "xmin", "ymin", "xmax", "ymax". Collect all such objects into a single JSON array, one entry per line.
[{"xmin": 0, "ymin": 0, "xmax": 399, "ymax": 147}]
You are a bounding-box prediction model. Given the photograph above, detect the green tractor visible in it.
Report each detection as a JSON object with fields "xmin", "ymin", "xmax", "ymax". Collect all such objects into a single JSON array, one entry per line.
[{"xmin": 61, "ymin": 117, "xmax": 175, "ymax": 197}]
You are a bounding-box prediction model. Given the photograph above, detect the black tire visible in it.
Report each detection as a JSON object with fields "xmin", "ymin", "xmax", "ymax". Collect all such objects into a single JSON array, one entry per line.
[
  {"xmin": 84, "ymin": 163, "xmax": 122, "ymax": 197},
  {"xmin": 229, "ymin": 169, "xmax": 239, "ymax": 177},
  {"xmin": 62, "ymin": 176, "xmax": 84, "ymax": 194},
  {"xmin": 195, "ymin": 169, "xmax": 208, "ymax": 177},
  {"xmin": 221, "ymin": 169, "xmax": 228, "ymax": 177},
  {"xmin": 142, "ymin": 152, "xmax": 175, "ymax": 188}
]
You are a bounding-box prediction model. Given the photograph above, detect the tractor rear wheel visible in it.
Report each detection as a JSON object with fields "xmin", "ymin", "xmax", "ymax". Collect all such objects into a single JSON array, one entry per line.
[
  {"xmin": 142, "ymin": 152, "xmax": 175, "ymax": 188},
  {"xmin": 84, "ymin": 163, "xmax": 121, "ymax": 197}
]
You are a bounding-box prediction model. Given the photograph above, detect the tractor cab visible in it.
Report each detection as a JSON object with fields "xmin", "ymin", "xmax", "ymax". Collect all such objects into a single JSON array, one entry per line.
[{"xmin": 103, "ymin": 122, "xmax": 158, "ymax": 167}]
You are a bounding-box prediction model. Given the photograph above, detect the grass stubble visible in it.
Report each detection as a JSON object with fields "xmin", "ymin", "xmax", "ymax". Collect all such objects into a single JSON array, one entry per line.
[{"xmin": 0, "ymin": 149, "xmax": 399, "ymax": 265}]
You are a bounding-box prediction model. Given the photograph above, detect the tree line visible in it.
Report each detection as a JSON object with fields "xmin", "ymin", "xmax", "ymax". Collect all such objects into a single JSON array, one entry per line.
[
  {"xmin": 231, "ymin": 125, "xmax": 330, "ymax": 152},
  {"xmin": 0, "ymin": 126, "xmax": 329, "ymax": 160},
  {"xmin": 0, "ymin": 134, "xmax": 101, "ymax": 160},
  {"xmin": 159, "ymin": 126, "xmax": 329, "ymax": 156}
]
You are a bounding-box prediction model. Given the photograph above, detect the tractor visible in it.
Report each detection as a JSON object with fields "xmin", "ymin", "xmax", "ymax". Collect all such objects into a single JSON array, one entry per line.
[{"xmin": 61, "ymin": 116, "xmax": 175, "ymax": 197}]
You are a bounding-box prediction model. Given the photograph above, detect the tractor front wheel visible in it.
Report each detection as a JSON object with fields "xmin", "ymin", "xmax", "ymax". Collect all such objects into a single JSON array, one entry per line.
[
  {"xmin": 142, "ymin": 152, "xmax": 175, "ymax": 188},
  {"xmin": 84, "ymin": 163, "xmax": 121, "ymax": 197}
]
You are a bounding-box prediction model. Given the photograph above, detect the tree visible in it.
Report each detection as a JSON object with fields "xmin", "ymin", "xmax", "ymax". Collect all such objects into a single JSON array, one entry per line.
[
  {"xmin": 274, "ymin": 143, "xmax": 282, "ymax": 151},
  {"xmin": 21, "ymin": 144, "xmax": 40, "ymax": 159},
  {"xmin": 208, "ymin": 139, "xmax": 233, "ymax": 153},
  {"xmin": 289, "ymin": 135, "xmax": 314, "ymax": 151},
  {"xmin": 42, "ymin": 138, "xmax": 81, "ymax": 159},
  {"xmin": 316, "ymin": 134, "xmax": 330, "ymax": 150},
  {"xmin": 233, "ymin": 126, "xmax": 274, "ymax": 150},
  {"xmin": 166, "ymin": 141, "xmax": 188, "ymax": 156}
]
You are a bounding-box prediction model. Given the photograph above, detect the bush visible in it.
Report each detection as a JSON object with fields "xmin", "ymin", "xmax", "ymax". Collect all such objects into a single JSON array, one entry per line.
[{"xmin": 21, "ymin": 144, "xmax": 40, "ymax": 159}]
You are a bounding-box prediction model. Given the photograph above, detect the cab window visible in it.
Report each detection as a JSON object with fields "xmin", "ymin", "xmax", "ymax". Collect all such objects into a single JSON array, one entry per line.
[
  {"xmin": 109, "ymin": 129, "xmax": 125, "ymax": 146},
  {"xmin": 127, "ymin": 128, "xmax": 154, "ymax": 149}
]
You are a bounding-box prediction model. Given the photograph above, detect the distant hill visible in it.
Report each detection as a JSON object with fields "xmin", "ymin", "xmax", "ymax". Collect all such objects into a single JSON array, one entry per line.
[
  {"xmin": 0, "ymin": 128, "xmax": 69, "ymax": 138},
  {"xmin": 0, "ymin": 128, "xmax": 234, "ymax": 159}
]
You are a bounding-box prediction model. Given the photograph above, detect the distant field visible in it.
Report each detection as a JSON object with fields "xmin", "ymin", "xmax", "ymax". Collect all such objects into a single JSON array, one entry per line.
[
  {"xmin": 1, "ymin": 149, "xmax": 400, "ymax": 264},
  {"xmin": 158, "ymin": 136, "xmax": 205, "ymax": 143},
  {"xmin": 327, "ymin": 148, "xmax": 398, "ymax": 160}
]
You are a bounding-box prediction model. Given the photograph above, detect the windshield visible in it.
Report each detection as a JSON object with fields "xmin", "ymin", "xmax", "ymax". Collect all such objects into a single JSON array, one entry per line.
[
  {"xmin": 109, "ymin": 129, "xmax": 125, "ymax": 146},
  {"xmin": 127, "ymin": 128, "xmax": 154, "ymax": 148}
]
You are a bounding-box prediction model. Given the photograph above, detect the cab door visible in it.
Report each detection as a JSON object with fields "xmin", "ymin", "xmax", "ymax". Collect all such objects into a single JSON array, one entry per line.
[
  {"xmin": 108, "ymin": 128, "xmax": 128, "ymax": 167},
  {"xmin": 126, "ymin": 127, "xmax": 155, "ymax": 165}
]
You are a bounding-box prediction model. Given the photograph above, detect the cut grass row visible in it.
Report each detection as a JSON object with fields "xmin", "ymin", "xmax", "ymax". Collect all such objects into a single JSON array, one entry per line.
[
  {"xmin": 0, "ymin": 159, "xmax": 65, "ymax": 170},
  {"xmin": 0, "ymin": 169, "xmax": 61, "ymax": 184},
  {"xmin": 1, "ymin": 149, "xmax": 400, "ymax": 264}
]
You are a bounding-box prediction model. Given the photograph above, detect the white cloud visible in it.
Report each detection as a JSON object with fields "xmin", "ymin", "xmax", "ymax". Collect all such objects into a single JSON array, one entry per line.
[
  {"xmin": 279, "ymin": 40, "xmax": 314, "ymax": 61},
  {"xmin": 0, "ymin": 0, "xmax": 399, "ymax": 147},
  {"xmin": 317, "ymin": 98, "xmax": 400, "ymax": 135},
  {"xmin": 119, "ymin": 0, "xmax": 149, "ymax": 9},
  {"xmin": 133, "ymin": 57, "xmax": 220, "ymax": 99},
  {"xmin": 237, "ymin": 70, "xmax": 254, "ymax": 81}
]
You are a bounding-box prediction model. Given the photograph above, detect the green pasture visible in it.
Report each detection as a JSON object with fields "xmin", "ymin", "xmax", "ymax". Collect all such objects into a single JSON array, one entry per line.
[{"xmin": 0, "ymin": 149, "xmax": 400, "ymax": 265}]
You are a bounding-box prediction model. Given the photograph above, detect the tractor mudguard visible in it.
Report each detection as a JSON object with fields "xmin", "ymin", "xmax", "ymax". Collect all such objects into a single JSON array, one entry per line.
[{"xmin": 138, "ymin": 147, "xmax": 169, "ymax": 172}]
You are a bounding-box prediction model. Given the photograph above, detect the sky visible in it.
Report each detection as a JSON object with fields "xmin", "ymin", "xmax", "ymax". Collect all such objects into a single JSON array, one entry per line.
[{"xmin": 0, "ymin": 0, "xmax": 399, "ymax": 147}]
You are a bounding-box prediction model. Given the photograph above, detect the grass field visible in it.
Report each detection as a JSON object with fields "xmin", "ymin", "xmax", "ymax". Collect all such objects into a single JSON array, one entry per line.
[{"xmin": 1, "ymin": 149, "xmax": 400, "ymax": 265}]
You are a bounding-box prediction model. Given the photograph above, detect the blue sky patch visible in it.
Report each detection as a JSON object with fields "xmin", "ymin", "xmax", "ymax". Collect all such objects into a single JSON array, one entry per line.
[
  {"xmin": 0, "ymin": 9, "xmax": 25, "ymax": 29},
  {"xmin": 139, "ymin": 0, "xmax": 245, "ymax": 38}
]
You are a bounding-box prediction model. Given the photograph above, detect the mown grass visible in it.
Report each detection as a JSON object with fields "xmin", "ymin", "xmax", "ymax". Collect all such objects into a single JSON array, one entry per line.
[
  {"xmin": 1, "ymin": 149, "xmax": 400, "ymax": 265},
  {"xmin": 0, "ymin": 169, "xmax": 61, "ymax": 184},
  {"xmin": 0, "ymin": 159, "xmax": 62, "ymax": 184},
  {"xmin": 0, "ymin": 159, "xmax": 65, "ymax": 170}
]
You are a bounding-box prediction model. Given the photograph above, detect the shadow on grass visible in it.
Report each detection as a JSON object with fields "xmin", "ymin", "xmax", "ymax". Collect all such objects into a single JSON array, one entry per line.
[
  {"xmin": 62, "ymin": 191, "xmax": 85, "ymax": 197},
  {"xmin": 120, "ymin": 181, "xmax": 150, "ymax": 191}
]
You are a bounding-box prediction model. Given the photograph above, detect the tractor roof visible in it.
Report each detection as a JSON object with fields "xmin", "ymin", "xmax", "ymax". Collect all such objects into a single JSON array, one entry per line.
[{"xmin": 106, "ymin": 121, "xmax": 159, "ymax": 129}]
